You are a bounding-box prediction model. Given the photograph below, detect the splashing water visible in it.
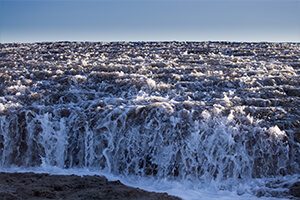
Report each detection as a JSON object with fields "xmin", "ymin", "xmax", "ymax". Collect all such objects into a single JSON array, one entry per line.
[{"xmin": 0, "ymin": 42, "xmax": 299, "ymax": 199}]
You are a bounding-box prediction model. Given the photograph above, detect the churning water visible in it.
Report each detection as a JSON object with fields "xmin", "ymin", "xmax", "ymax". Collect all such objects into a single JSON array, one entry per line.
[{"xmin": 0, "ymin": 42, "xmax": 299, "ymax": 199}]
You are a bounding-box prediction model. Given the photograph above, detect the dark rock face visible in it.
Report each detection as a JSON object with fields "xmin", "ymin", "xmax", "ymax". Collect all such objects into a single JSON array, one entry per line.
[
  {"xmin": 0, "ymin": 41, "xmax": 299, "ymax": 198},
  {"xmin": 290, "ymin": 182, "xmax": 300, "ymax": 198},
  {"xmin": 0, "ymin": 172, "xmax": 180, "ymax": 200}
]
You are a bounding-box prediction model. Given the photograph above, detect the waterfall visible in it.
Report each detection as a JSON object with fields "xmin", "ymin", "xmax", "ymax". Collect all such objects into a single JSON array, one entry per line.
[
  {"xmin": 0, "ymin": 102, "xmax": 298, "ymax": 182},
  {"xmin": 0, "ymin": 41, "xmax": 299, "ymax": 198}
]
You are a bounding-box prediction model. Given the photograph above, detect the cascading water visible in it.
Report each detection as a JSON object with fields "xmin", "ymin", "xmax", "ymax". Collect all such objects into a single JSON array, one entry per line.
[{"xmin": 0, "ymin": 41, "xmax": 299, "ymax": 199}]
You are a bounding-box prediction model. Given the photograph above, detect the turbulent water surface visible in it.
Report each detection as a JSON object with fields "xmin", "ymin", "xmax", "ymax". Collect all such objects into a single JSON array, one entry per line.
[{"xmin": 0, "ymin": 42, "xmax": 299, "ymax": 199}]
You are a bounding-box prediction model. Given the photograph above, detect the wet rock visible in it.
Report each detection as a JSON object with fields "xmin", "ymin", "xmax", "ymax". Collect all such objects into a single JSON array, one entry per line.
[
  {"xmin": 295, "ymin": 132, "xmax": 300, "ymax": 143},
  {"xmin": 187, "ymin": 48, "xmax": 210, "ymax": 55},
  {"xmin": 60, "ymin": 108, "xmax": 71, "ymax": 118},
  {"xmin": 151, "ymin": 62, "xmax": 167, "ymax": 68},
  {"xmin": 0, "ymin": 173, "xmax": 181, "ymax": 200},
  {"xmin": 290, "ymin": 182, "xmax": 300, "ymax": 198},
  {"xmin": 0, "ymin": 192, "xmax": 20, "ymax": 200},
  {"xmin": 284, "ymin": 87, "xmax": 300, "ymax": 97}
]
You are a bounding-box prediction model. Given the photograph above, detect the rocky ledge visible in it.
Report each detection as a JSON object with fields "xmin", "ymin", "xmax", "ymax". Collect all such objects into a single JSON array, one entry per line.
[{"xmin": 0, "ymin": 172, "xmax": 180, "ymax": 200}]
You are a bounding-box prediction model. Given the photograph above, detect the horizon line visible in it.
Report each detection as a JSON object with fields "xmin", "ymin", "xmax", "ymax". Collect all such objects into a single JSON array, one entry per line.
[{"xmin": 1, "ymin": 39, "xmax": 300, "ymax": 44}]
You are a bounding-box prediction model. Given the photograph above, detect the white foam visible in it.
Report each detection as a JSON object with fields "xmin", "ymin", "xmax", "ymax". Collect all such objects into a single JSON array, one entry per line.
[
  {"xmin": 0, "ymin": 103, "xmax": 5, "ymax": 112},
  {"xmin": 267, "ymin": 126, "xmax": 286, "ymax": 139}
]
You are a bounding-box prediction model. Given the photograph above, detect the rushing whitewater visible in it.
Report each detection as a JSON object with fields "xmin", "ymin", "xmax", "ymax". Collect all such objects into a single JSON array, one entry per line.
[{"xmin": 0, "ymin": 42, "xmax": 299, "ymax": 198}]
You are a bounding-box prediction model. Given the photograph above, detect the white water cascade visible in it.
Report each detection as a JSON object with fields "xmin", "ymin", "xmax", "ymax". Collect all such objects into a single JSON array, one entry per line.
[{"xmin": 0, "ymin": 41, "xmax": 299, "ymax": 199}]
